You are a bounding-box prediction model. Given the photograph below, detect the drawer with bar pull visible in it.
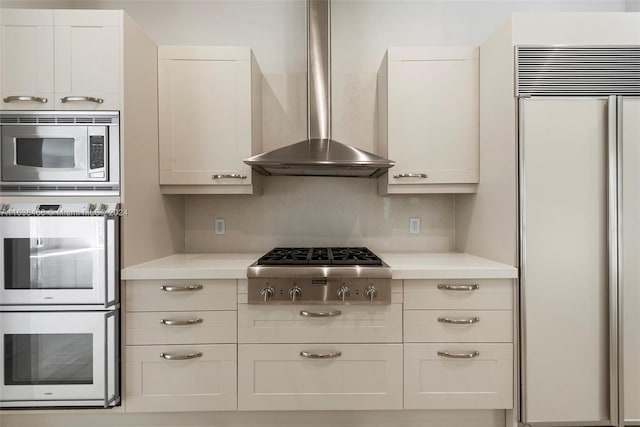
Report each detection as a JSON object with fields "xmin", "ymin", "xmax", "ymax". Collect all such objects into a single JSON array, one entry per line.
[
  {"xmin": 125, "ymin": 279, "xmax": 236, "ymax": 311},
  {"xmin": 403, "ymin": 279, "xmax": 513, "ymax": 310},
  {"xmin": 403, "ymin": 309, "xmax": 513, "ymax": 342}
]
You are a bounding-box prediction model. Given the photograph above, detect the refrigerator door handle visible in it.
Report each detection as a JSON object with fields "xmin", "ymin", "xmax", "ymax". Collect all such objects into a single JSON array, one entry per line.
[{"xmin": 607, "ymin": 95, "xmax": 621, "ymax": 427}]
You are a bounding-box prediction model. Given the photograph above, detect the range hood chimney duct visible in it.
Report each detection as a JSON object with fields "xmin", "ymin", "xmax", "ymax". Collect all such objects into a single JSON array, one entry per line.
[{"xmin": 244, "ymin": 0, "xmax": 395, "ymax": 178}]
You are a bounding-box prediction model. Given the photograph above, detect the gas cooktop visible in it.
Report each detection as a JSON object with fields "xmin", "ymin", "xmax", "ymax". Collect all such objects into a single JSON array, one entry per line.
[{"xmin": 247, "ymin": 247, "xmax": 391, "ymax": 304}]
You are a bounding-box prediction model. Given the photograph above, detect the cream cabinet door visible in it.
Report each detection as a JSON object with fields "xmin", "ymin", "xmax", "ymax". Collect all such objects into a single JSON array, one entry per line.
[
  {"xmin": 404, "ymin": 343, "xmax": 513, "ymax": 409},
  {"xmin": 53, "ymin": 10, "xmax": 121, "ymax": 110},
  {"xmin": 158, "ymin": 46, "xmax": 258, "ymax": 193},
  {"xmin": 379, "ymin": 47, "xmax": 479, "ymax": 194},
  {"xmin": 0, "ymin": 9, "xmax": 54, "ymax": 110},
  {"xmin": 125, "ymin": 344, "xmax": 237, "ymax": 412},
  {"xmin": 238, "ymin": 344, "xmax": 403, "ymax": 410}
]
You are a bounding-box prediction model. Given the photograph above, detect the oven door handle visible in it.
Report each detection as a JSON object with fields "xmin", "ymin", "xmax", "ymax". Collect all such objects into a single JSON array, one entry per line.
[
  {"xmin": 299, "ymin": 310, "xmax": 342, "ymax": 318},
  {"xmin": 160, "ymin": 351, "xmax": 203, "ymax": 361}
]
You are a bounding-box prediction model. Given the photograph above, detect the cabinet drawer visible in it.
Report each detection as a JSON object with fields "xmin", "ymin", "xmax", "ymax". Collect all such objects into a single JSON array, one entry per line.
[
  {"xmin": 126, "ymin": 311, "xmax": 237, "ymax": 345},
  {"xmin": 238, "ymin": 344, "xmax": 403, "ymax": 410},
  {"xmin": 404, "ymin": 279, "xmax": 513, "ymax": 310},
  {"xmin": 125, "ymin": 279, "xmax": 236, "ymax": 311},
  {"xmin": 404, "ymin": 343, "xmax": 513, "ymax": 409},
  {"xmin": 238, "ymin": 304, "xmax": 402, "ymax": 343},
  {"xmin": 404, "ymin": 310, "xmax": 512, "ymax": 342},
  {"xmin": 125, "ymin": 344, "xmax": 237, "ymax": 412}
]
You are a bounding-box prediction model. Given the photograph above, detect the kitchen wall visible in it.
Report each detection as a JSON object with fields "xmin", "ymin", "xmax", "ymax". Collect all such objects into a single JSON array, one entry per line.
[{"xmin": 1, "ymin": 0, "xmax": 628, "ymax": 255}]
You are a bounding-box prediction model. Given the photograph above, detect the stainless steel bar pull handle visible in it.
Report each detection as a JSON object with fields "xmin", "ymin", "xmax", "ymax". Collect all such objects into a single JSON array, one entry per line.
[
  {"xmin": 160, "ymin": 284, "xmax": 203, "ymax": 292},
  {"xmin": 160, "ymin": 351, "xmax": 203, "ymax": 361},
  {"xmin": 3, "ymin": 96, "xmax": 48, "ymax": 103},
  {"xmin": 299, "ymin": 310, "xmax": 342, "ymax": 318},
  {"xmin": 393, "ymin": 173, "xmax": 428, "ymax": 179},
  {"xmin": 60, "ymin": 96, "xmax": 104, "ymax": 104},
  {"xmin": 437, "ymin": 350, "xmax": 480, "ymax": 359},
  {"xmin": 438, "ymin": 316, "xmax": 480, "ymax": 325},
  {"xmin": 160, "ymin": 318, "xmax": 203, "ymax": 326},
  {"xmin": 300, "ymin": 351, "xmax": 342, "ymax": 359},
  {"xmin": 437, "ymin": 284, "xmax": 480, "ymax": 291},
  {"xmin": 212, "ymin": 174, "xmax": 247, "ymax": 180}
]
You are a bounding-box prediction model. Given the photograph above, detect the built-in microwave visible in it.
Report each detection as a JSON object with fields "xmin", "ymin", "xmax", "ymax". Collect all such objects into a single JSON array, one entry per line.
[{"xmin": 0, "ymin": 111, "xmax": 120, "ymax": 196}]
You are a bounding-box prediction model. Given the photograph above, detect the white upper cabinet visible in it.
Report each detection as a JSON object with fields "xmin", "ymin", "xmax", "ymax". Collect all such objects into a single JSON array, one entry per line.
[
  {"xmin": 158, "ymin": 46, "xmax": 262, "ymax": 195},
  {"xmin": 1, "ymin": 9, "xmax": 121, "ymax": 111},
  {"xmin": 53, "ymin": 10, "xmax": 121, "ymax": 110},
  {"xmin": 377, "ymin": 47, "xmax": 479, "ymax": 194},
  {"xmin": 0, "ymin": 10, "xmax": 54, "ymax": 110}
]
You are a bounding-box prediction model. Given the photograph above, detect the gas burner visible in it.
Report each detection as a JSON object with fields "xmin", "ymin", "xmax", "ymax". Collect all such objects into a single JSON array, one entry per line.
[{"xmin": 256, "ymin": 247, "xmax": 383, "ymax": 266}]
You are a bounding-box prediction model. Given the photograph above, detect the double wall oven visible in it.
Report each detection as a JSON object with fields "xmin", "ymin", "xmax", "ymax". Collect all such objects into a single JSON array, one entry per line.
[{"xmin": 0, "ymin": 203, "xmax": 121, "ymax": 408}]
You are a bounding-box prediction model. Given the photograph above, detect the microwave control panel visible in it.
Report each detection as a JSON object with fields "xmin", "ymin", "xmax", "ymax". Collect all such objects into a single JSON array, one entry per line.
[{"xmin": 89, "ymin": 135, "xmax": 105, "ymax": 170}]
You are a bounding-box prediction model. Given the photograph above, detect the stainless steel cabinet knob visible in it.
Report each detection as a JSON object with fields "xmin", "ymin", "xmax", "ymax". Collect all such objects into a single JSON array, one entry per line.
[
  {"xmin": 364, "ymin": 285, "xmax": 377, "ymax": 302},
  {"xmin": 289, "ymin": 286, "xmax": 302, "ymax": 302},
  {"xmin": 259, "ymin": 286, "xmax": 275, "ymax": 302},
  {"xmin": 337, "ymin": 285, "xmax": 351, "ymax": 301}
]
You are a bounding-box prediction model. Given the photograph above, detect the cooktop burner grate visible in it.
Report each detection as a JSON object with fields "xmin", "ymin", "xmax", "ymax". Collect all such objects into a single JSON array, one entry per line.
[{"xmin": 257, "ymin": 247, "xmax": 383, "ymax": 266}]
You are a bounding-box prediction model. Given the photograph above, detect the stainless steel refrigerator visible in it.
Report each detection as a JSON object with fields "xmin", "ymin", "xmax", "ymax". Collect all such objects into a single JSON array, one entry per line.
[{"xmin": 517, "ymin": 47, "xmax": 640, "ymax": 426}]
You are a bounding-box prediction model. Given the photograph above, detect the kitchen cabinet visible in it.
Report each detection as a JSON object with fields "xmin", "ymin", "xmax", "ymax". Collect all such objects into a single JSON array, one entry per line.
[
  {"xmin": 377, "ymin": 47, "xmax": 479, "ymax": 194},
  {"xmin": 403, "ymin": 279, "xmax": 514, "ymax": 409},
  {"xmin": 237, "ymin": 279, "xmax": 403, "ymax": 410},
  {"xmin": 1, "ymin": 9, "xmax": 121, "ymax": 110},
  {"xmin": 124, "ymin": 279, "xmax": 237, "ymax": 412},
  {"xmin": 158, "ymin": 46, "xmax": 262, "ymax": 194}
]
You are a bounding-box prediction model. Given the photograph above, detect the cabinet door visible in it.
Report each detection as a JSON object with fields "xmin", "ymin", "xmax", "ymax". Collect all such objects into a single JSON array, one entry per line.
[
  {"xmin": 622, "ymin": 97, "xmax": 640, "ymax": 423},
  {"xmin": 238, "ymin": 344, "xmax": 403, "ymax": 410},
  {"xmin": 53, "ymin": 10, "xmax": 121, "ymax": 110},
  {"xmin": 125, "ymin": 344, "xmax": 237, "ymax": 412},
  {"xmin": 0, "ymin": 10, "xmax": 54, "ymax": 110},
  {"xmin": 404, "ymin": 343, "xmax": 512, "ymax": 409},
  {"xmin": 382, "ymin": 47, "xmax": 479, "ymax": 193},
  {"xmin": 158, "ymin": 47, "xmax": 254, "ymax": 189}
]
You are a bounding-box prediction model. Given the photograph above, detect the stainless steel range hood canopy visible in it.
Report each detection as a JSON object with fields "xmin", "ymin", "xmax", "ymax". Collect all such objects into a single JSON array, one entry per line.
[{"xmin": 244, "ymin": 0, "xmax": 394, "ymax": 178}]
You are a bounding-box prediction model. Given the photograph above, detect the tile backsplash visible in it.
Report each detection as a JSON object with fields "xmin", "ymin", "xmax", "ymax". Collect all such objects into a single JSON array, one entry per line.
[{"xmin": 185, "ymin": 176, "xmax": 454, "ymax": 253}]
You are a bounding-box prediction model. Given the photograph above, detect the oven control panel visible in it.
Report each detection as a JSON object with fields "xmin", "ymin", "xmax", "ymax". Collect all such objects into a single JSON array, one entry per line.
[{"xmin": 248, "ymin": 278, "xmax": 391, "ymax": 305}]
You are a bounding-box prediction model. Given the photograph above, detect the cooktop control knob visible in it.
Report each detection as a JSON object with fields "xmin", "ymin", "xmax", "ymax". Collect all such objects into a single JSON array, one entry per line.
[
  {"xmin": 288, "ymin": 286, "xmax": 302, "ymax": 302},
  {"xmin": 259, "ymin": 286, "xmax": 274, "ymax": 302},
  {"xmin": 337, "ymin": 285, "xmax": 351, "ymax": 302},
  {"xmin": 364, "ymin": 285, "xmax": 377, "ymax": 302}
]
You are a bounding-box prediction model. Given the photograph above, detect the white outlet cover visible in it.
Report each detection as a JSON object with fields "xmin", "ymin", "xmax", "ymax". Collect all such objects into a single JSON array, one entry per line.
[
  {"xmin": 409, "ymin": 217, "xmax": 420, "ymax": 234},
  {"xmin": 215, "ymin": 218, "xmax": 225, "ymax": 235}
]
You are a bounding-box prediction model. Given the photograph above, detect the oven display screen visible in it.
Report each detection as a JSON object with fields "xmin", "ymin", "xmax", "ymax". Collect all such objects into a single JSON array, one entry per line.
[{"xmin": 4, "ymin": 334, "xmax": 93, "ymax": 385}]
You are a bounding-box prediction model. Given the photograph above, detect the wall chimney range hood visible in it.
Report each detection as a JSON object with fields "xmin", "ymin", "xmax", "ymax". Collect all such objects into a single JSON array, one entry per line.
[{"xmin": 244, "ymin": 0, "xmax": 395, "ymax": 178}]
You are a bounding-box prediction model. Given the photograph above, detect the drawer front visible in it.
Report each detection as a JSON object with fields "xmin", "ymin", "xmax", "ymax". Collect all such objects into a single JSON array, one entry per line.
[
  {"xmin": 404, "ymin": 310, "xmax": 512, "ymax": 342},
  {"xmin": 404, "ymin": 343, "xmax": 513, "ymax": 409},
  {"xmin": 404, "ymin": 279, "xmax": 513, "ymax": 310},
  {"xmin": 238, "ymin": 304, "xmax": 402, "ymax": 343},
  {"xmin": 126, "ymin": 311, "xmax": 237, "ymax": 345},
  {"xmin": 126, "ymin": 279, "xmax": 237, "ymax": 311},
  {"xmin": 238, "ymin": 344, "xmax": 403, "ymax": 410},
  {"xmin": 125, "ymin": 344, "xmax": 237, "ymax": 412}
]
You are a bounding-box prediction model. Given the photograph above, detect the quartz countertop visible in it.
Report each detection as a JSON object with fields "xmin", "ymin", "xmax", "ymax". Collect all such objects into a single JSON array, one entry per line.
[{"xmin": 121, "ymin": 252, "xmax": 517, "ymax": 280}]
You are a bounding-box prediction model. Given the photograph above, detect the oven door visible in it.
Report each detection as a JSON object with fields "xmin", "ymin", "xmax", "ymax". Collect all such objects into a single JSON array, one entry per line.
[
  {"xmin": 0, "ymin": 215, "xmax": 117, "ymax": 306},
  {"xmin": 1, "ymin": 125, "xmax": 90, "ymax": 182},
  {"xmin": 0, "ymin": 310, "xmax": 119, "ymax": 407}
]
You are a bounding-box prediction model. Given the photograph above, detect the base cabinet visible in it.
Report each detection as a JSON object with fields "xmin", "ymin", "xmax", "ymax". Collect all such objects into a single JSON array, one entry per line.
[
  {"xmin": 125, "ymin": 344, "xmax": 237, "ymax": 412},
  {"xmin": 237, "ymin": 344, "xmax": 403, "ymax": 411},
  {"xmin": 404, "ymin": 343, "xmax": 513, "ymax": 409}
]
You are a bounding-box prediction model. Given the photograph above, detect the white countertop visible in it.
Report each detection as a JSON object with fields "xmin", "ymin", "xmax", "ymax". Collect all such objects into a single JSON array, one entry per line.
[{"xmin": 122, "ymin": 252, "xmax": 517, "ymax": 280}]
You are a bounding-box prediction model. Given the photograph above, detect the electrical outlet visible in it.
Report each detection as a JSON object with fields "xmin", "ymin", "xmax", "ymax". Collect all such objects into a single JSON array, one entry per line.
[
  {"xmin": 214, "ymin": 218, "xmax": 225, "ymax": 235},
  {"xmin": 409, "ymin": 217, "xmax": 420, "ymax": 234}
]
